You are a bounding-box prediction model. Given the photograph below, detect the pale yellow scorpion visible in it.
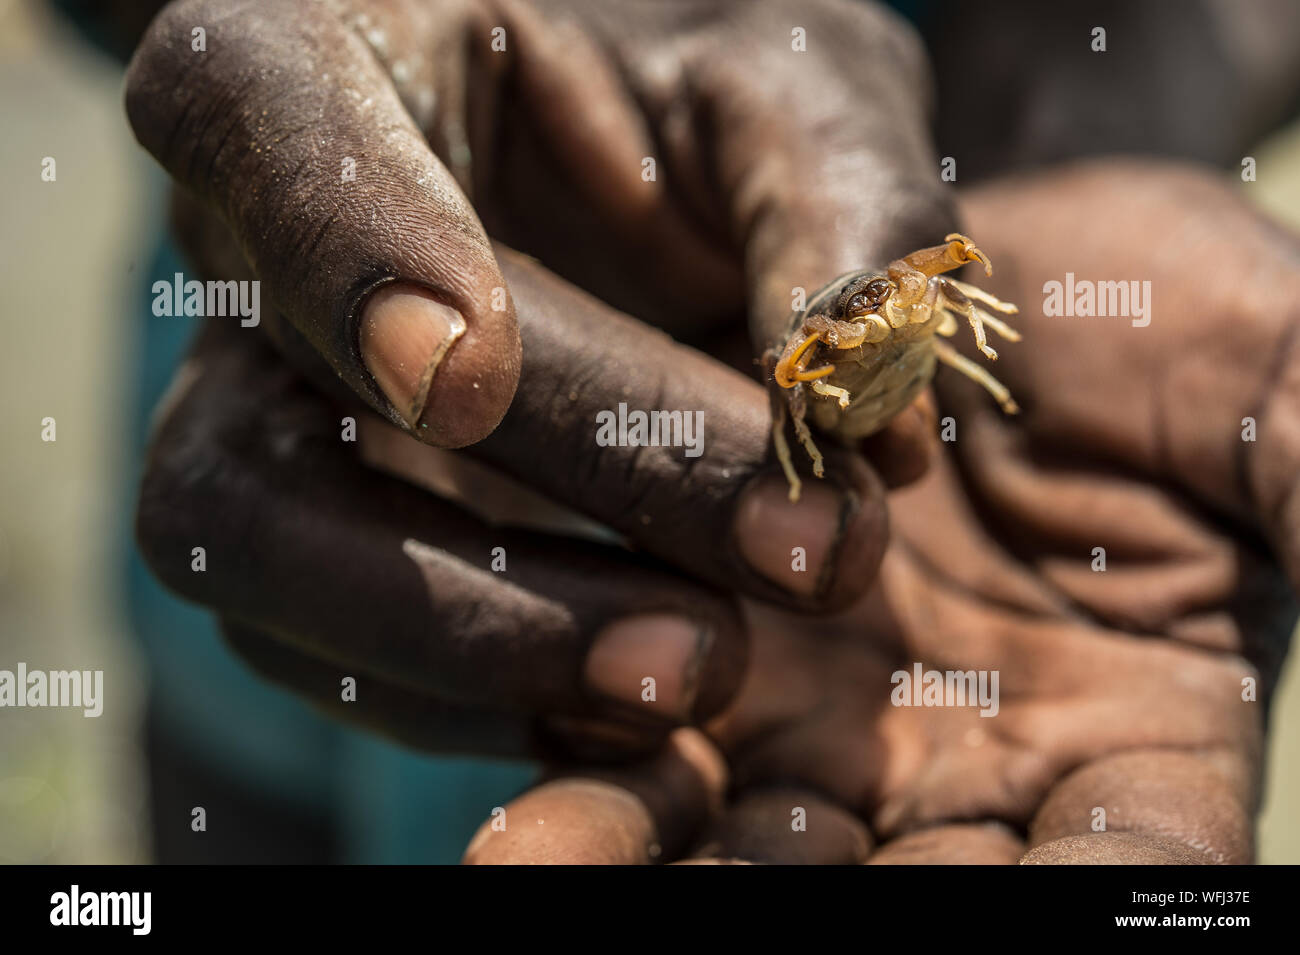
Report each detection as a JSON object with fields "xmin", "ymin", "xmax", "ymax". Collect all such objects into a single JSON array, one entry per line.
[{"xmin": 766, "ymin": 234, "xmax": 1021, "ymax": 501}]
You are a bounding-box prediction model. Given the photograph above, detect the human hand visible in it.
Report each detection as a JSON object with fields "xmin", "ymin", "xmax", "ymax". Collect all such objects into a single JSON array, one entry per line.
[
  {"xmin": 130, "ymin": 0, "xmax": 958, "ymax": 753},
  {"xmin": 464, "ymin": 160, "xmax": 1298, "ymax": 863},
  {"xmin": 135, "ymin": 245, "xmax": 894, "ymax": 760}
]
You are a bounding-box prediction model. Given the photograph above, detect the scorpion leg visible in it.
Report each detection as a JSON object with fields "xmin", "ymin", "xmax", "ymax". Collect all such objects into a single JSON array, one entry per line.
[
  {"xmin": 934, "ymin": 306, "xmax": 959, "ymax": 337},
  {"xmin": 972, "ymin": 307, "xmax": 1020, "ymax": 344},
  {"xmin": 944, "ymin": 279, "xmax": 1021, "ymax": 342},
  {"xmin": 945, "ymin": 277, "xmax": 1019, "ymax": 316},
  {"xmin": 933, "ymin": 338, "xmax": 1019, "ymax": 413},
  {"xmin": 793, "ymin": 316, "xmax": 859, "ymax": 409},
  {"xmin": 771, "ymin": 399, "xmax": 802, "ymax": 502},
  {"xmin": 938, "ymin": 278, "xmax": 999, "ymax": 360},
  {"xmin": 766, "ymin": 351, "xmax": 804, "ymax": 501},
  {"xmin": 788, "ymin": 383, "xmax": 825, "ymax": 480},
  {"xmin": 811, "ymin": 379, "xmax": 851, "ymax": 408}
]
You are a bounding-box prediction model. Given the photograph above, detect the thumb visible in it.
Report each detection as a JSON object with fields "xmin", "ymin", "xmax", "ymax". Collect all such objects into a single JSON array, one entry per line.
[{"xmin": 125, "ymin": 0, "xmax": 519, "ymax": 447}]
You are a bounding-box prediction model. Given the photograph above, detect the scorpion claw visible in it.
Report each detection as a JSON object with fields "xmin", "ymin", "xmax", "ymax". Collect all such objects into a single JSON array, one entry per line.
[{"xmin": 945, "ymin": 232, "xmax": 994, "ymax": 275}]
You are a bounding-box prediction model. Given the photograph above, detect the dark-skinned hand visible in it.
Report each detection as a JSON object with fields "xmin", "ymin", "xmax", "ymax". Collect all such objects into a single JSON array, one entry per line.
[
  {"xmin": 127, "ymin": 0, "xmax": 1300, "ymax": 862},
  {"xmin": 464, "ymin": 161, "xmax": 1299, "ymax": 864},
  {"xmin": 129, "ymin": 0, "xmax": 950, "ymax": 756}
]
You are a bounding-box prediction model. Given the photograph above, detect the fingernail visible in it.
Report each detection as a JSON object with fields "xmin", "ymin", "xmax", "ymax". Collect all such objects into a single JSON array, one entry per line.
[
  {"xmin": 733, "ymin": 475, "xmax": 847, "ymax": 597},
  {"xmin": 360, "ymin": 283, "xmax": 467, "ymax": 429},
  {"xmin": 585, "ymin": 614, "xmax": 711, "ymax": 720}
]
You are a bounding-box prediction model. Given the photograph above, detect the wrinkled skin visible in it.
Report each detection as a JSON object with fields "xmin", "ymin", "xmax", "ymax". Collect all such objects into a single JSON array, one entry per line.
[{"xmin": 122, "ymin": 0, "xmax": 1300, "ymax": 863}]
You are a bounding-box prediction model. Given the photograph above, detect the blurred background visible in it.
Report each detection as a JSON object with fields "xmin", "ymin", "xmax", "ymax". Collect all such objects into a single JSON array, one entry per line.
[{"xmin": 1, "ymin": 0, "xmax": 1298, "ymax": 863}]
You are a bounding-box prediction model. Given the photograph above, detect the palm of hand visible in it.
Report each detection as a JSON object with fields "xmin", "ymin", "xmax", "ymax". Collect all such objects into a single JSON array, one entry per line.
[
  {"xmin": 696, "ymin": 162, "xmax": 1298, "ymax": 864},
  {"xmin": 708, "ymin": 444, "xmax": 1259, "ymax": 863}
]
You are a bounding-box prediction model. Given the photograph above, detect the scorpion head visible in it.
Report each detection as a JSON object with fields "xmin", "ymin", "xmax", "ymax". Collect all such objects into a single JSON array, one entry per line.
[{"xmin": 837, "ymin": 276, "xmax": 895, "ymax": 319}]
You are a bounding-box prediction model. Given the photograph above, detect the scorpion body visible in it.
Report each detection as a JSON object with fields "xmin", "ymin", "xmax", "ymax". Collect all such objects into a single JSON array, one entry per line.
[{"xmin": 765, "ymin": 234, "xmax": 1021, "ymax": 500}]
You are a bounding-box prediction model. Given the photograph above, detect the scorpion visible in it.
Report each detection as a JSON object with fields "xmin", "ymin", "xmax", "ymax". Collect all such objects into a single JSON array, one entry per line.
[{"xmin": 765, "ymin": 233, "xmax": 1021, "ymax": 501}]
